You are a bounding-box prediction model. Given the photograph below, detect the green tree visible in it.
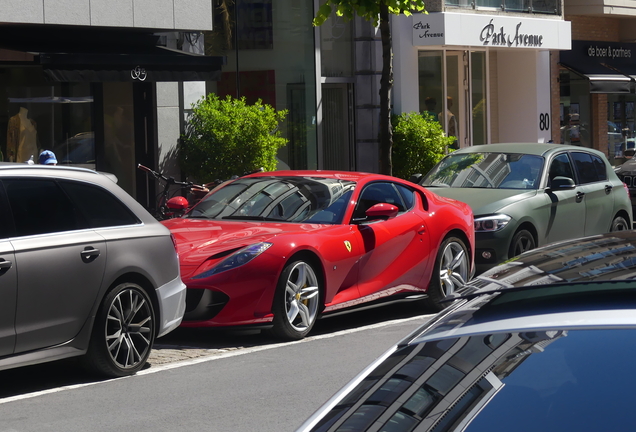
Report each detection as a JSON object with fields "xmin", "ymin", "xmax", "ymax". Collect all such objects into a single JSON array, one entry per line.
[
  {"xmin": 314, "ymin": 0, "xmax": 426, "ymax": 176},
  {"xmin": 179, "ymin": 94, "xmax": 288, "ymax": 183},
  {"xmin": 391, "ymin": 112, "xmax": 454, "ymax": 180}
]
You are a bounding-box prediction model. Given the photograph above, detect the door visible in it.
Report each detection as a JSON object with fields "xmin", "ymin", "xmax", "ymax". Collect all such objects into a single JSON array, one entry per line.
[
  {"xmin": 2, "ymin": 178, "xmax": 106, "ymax": 354},
  {"xmin": 444, "ymin": 51, "xmax": 466, "ymax": 149},
  {"xmin": 322, "ymin": 83, "xmax": 354, "ymax": 170},
  {"xmin": 350, "ymin": 182, "xmax": 428, "ymax": 298},
  {"xmin": 0, "ymin": 239, "xmax": 16, "ymax": 357},
  {"xmin": 570, "ymin": 151, "xmax": 615, "ymax": 235},
  {"xmin": 542, "ymin": 153, "xmax": 586, "ymax": 243}
]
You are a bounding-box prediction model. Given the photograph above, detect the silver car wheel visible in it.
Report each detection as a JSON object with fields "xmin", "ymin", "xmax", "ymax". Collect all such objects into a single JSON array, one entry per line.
[
  {"xmin": 105, "ymin": 286, "xmax": 154, "ymax": 370},
  {"xmin": 611, "ymin": 216, "xmax": 629, "ymax": 232},
  {"xmin": 438, "ymin": 241, "xmax": 469, "ymax": 297},
  {"xmin": 284, "ymin": 262, "xmax": 320, "ymax": 332}
]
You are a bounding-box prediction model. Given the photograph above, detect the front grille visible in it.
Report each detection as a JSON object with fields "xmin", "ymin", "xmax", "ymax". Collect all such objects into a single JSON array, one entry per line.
[{"xmin": 183, "ymin": 289, "xmax": 229, "ymax": 321}]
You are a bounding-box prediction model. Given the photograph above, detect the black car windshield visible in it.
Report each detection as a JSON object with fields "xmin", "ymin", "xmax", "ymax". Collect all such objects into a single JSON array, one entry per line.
[
  {"xmin": 186, "ymin": 176, "xmax": 356, "ymax": 224},
  {"xmin": 314, "ymin": 326, "xmax": 636, "ymax": 432},
  {"xmin": 422, "ymin": 152, "xmax": 544, "ymax": 190}
]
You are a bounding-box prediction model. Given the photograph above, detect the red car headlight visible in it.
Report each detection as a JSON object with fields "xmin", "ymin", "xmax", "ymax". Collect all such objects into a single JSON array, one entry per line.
[{"xmin": 192, "ymin": 242, "xmax": 273, "ymax": 279}]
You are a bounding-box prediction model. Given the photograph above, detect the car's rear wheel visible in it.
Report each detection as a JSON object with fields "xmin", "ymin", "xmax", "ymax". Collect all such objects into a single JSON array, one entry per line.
[
  {"xmin": 509, "ymin": 229, "xmax": 536, "ymax": 258},
  {"xmin": 82, "ymin": 282, "xmax": 155, "ymax": 377},
  {"xmin": 424, "ymin": 236, "xmax": 469, "ymax": 311},
  {"xmin": 270, "ymin": 260, "xmax": 321, "ymax": 340},
  {"xmin": 610, "ymin": 215, "xmax": 629, "ymax": 232}
]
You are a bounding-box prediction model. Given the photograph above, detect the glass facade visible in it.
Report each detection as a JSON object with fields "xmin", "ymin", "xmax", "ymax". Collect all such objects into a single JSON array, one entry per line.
[
  {"xmin": 559, "ymin": 69, "xmax": 591, "ymax": 150},
  {"xmin": 2, "ymin": 67, "xmax": 94, "ymax": 167},
  {"xmin": 418, "ymin": 50, "xmax": 488, "ymax": 149},
  {"xmin": 205, "ymin": 0, "xmax": 318, "ymax": 170},
  {"xmin": 607, "ymin": 94, "xmax": 636, "ymax": 163},
  {"xmin": 447, "ymin": 0, "xmax": 560, "ymax": 14}
]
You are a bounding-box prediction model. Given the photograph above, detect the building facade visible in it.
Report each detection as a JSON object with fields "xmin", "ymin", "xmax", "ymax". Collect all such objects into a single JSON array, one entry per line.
[
  {"xmin": 557, "ymin": 1, "xmax": 636, "ymax": 166},
  {"xmin": 0, "ymin": 1, "xmax": 226, "ymax": 210},
  {"xmin": 392, "ymin": 0, "xmax": 570, "ymax": 151}
]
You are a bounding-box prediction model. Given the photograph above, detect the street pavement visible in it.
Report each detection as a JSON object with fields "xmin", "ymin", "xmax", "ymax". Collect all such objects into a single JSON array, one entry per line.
[{"xmin": 0, "ymin": 305, "xmax": 436, "ymax": 432}]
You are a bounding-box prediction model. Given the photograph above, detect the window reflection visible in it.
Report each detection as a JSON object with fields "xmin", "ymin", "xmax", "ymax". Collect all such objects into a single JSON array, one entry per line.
[{"xmin": 187, "ymin": 176, "xmax": 355, "ymax": 223}]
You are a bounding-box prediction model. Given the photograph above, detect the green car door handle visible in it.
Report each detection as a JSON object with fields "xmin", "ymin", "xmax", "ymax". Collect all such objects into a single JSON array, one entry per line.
[
  {"xmin": 576, "ymin": 192, "xmax": 585, "ymax": 203},
  {"xmin": 605, "ymin": 185, "xmax": 613, "ymax": 194}
]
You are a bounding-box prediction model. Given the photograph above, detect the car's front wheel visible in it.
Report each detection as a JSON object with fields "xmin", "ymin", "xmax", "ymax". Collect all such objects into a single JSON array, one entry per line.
[
  {"xmin": 424, "ymin": 236, "xmax": 470, "ymax": 311},
  {"xmin": 82, "ymin": 282, "xmax": 155, "ymax": 377},
  {"xmin": 610, "ymin": 215, "xmax": 630, "ymax": 232},
  {"xmin": 509, "ymin": 229, "xmax": 536, "ymax": 258},
  {"xmin": 270, "ymin": 260, "xmax": 321, "ymax": 340}
]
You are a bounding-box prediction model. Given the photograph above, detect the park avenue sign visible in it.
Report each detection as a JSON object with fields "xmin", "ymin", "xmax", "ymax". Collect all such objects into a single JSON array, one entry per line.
[{"xmin": 411, "ymin": 13, "xmax": 571, "ymax": 51}]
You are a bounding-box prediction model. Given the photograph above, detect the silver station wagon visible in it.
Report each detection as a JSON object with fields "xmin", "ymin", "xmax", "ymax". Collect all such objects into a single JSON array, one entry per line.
[{"xmin": 0, "ymin": 163, "xmax": 186, "ymax": 377}]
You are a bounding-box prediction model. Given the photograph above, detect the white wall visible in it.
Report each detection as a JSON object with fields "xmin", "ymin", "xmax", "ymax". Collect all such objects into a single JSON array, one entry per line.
[
  {"xmin": 0, "ymin": 0, "xmax": 213, "ymax": 30},
  {"xmin": 392, "ymin": 15, "xmax": 420, "ymax": 115},
  {"xmin": 497, "ymin": 50, "xmax": 552, "ymax": 143}
]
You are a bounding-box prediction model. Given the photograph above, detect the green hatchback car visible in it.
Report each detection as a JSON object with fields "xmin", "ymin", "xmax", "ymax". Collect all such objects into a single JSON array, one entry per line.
[{"xmin": 416, "ymin": 143, "xmax": 632, "ymax": 274}]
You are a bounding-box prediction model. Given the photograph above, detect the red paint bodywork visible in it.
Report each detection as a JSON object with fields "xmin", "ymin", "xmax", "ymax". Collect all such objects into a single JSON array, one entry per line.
[{"xmin": 162, "ymin": 170, "xmax": 474, "ymax": 328}]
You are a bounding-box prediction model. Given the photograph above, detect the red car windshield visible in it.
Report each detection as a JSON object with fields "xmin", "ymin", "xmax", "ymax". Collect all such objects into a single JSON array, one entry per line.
[{"xmin": 186, "ymin": 176, "xmax": 356, "ymax": 224}]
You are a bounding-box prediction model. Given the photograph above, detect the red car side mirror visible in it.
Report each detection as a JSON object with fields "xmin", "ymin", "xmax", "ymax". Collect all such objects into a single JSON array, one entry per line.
[{"xmin": 365, "ymin": 203, "xmax": 399, "ymax": 221}]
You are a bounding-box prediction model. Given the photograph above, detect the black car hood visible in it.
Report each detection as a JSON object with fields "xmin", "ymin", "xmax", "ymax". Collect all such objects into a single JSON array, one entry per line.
[{"xmin": 457, "ymin": 230, "xmax": 636, "ymax": 296}]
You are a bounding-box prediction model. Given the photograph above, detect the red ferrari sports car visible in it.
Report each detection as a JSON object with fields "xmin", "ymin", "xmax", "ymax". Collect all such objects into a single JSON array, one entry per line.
[{"xmin": 162, "ymin": 170, "xmax": 474, "ymax": 340}]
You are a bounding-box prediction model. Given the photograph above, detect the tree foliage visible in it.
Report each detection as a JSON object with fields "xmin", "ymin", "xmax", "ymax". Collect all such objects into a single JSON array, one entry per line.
[
  {"xmin": 313, "ymin": 0, "xmax": 425, "ymax": 27},
  {"xmin": 391, "ymin": 112, "xmax": 455, "ymax": 180},
  {"xmin": 314, "ymin": 0, "xmax": 426, "ymax": 176},
  {"xmin": 179, "ymin": 94, "xmax": 288, "ymax": 183}
]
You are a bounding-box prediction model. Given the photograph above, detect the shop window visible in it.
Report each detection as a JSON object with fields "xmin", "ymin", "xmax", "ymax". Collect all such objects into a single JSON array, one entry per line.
[
  {"xmin": 559, "ymin": 69, "xmax": 591, "ymax": 149},
  {"xmin": 2, "ymin": 77, "xmax": 94, "ymax": 167},
  {"xmin": 206, "ymin": 0, "xmax": 317, "ymax": 171},
  {"xmin": 450, "ymin": 0, "xmax": 560, "ymax": 14}
]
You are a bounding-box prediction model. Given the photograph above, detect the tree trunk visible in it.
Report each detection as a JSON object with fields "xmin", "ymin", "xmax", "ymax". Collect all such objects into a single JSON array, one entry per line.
[{"xmin": 378, "ymin": 4, "xmax": 393, "ymax": 176}]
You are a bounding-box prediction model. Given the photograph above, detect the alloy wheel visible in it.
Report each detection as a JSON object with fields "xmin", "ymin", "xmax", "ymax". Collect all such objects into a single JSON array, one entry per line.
[
  {"xmin": 438, "ymin": 241, "xmax": 469, "ymax": 297},
  {"xmin": 105, "ymin": 287, "xmax": 154, "ymax": 370},
  {"xmin": 284, "ymin": 262, "xmax": 320, "ymax": 332}
]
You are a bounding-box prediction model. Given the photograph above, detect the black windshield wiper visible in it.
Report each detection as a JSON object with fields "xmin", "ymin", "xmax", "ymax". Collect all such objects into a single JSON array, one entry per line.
[{"xmin": 221, "ymin": 215, "xmax": 285, "ymax": 221}]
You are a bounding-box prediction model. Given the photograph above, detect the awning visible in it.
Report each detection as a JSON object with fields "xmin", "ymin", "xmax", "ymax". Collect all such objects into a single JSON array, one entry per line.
[
  {"xmin": 39, "ymin": 47, "xmax": 226, "ymax": 82},
  {"xmin": 0, "ymin": 24, "xmax": 226, "ymax": 82},
  {"xmin": 559, "ymin": 41, "xmax": 636, "ymax": 94},
  {"xmin": 559, "ymin": 61, "xmax": 633, "ymax": 93}
]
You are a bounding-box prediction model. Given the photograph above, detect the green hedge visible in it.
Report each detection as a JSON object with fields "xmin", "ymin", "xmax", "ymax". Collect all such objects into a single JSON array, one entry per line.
[
  {"xmin": 391, "ymin": 112, "xmax": 455, "ymax": 180},
  {"xmin": 179, "ymin": 94, "xmax": 288, "ymax": 183}
]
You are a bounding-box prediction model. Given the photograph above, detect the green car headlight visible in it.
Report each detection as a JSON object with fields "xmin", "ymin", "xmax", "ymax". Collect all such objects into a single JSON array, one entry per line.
[
  {"xmin": 474, "ymin": 214, "xmax": 511, "ymax": 232},
  {"xmin": 193, "ymin": 242, "xmax": 273, "ymax": 279}
]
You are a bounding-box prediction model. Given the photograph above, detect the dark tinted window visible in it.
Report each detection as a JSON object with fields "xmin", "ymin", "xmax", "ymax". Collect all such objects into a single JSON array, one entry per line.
[
  {"xmin": 59, "ymin": 181, "xmax": 139, "ymax": 228},
  {"xmin": 0, "ymin": 182, "xmax": 11, "ymax": 239},
  {"xmin": 354, "ymin": 182, "xmax": 407, "ymax": 219},
  {"xmin": 571, "ymin": 152, "xmax": 600, "ymax": 184},
  {"xmin": 395, "ymin": 184, "xmax": 415, "ymax": 210},
  {"xmin": 3, "ymin": 178, "xmax": 78, "ymax": 236},
  {"xmin": 591, "ymin": 154, "xmax": 608, "ymax": 181},
  {"xmin": 548, "ymin": 153, "xmax": 575, "ymax": 184}
]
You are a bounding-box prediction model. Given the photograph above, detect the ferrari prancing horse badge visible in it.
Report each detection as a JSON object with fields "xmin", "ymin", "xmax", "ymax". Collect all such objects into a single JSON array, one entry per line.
[{"xmin": 344, "ymin": 240, "xmax": 352, "ymax": 252}]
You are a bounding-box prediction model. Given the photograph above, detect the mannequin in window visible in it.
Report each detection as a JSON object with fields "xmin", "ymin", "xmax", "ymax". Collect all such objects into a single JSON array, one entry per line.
[
  {"xmin": 7, "ymin": 107, "xmax": 38, "ymax": 163},
  {"xmin": 439, "ymin": 97, "xmax": 458, "ymax": 150}
]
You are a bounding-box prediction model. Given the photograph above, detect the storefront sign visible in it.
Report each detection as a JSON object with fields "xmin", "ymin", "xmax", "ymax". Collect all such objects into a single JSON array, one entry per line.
[{"xmin": 412, "ymin": 13, "xmax": 571, "ymax": 50}]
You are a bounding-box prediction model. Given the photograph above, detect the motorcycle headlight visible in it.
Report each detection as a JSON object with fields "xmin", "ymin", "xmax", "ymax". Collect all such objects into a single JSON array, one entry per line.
[
  {"xmin": 474, "ymin": 214, "xmax": 511, "ymax": 232},
  {"xmin": 193, "ymin": 242, "xmax": 273, "ymax": 279}
]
